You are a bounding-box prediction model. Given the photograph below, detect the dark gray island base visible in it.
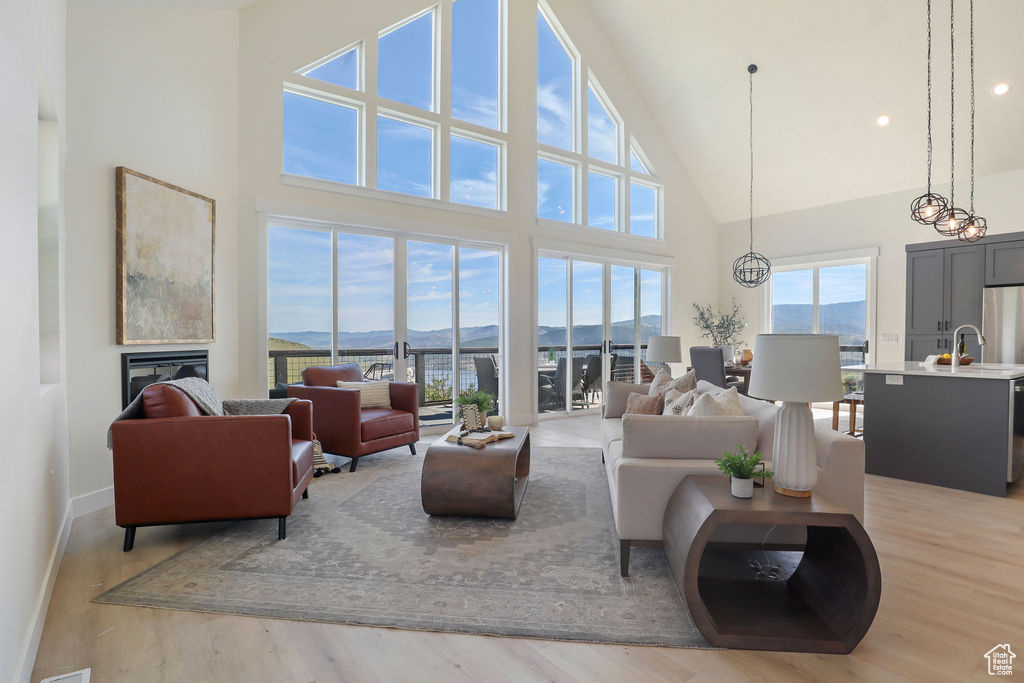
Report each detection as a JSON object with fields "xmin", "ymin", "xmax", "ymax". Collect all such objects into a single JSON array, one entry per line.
[{"xmin": 863, "ymin": 363, "xmax": 1023, "ymax": 497}]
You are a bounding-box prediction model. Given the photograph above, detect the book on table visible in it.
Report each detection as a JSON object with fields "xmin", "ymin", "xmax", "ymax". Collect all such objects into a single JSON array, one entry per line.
[{"xmin": 446, "ymin": 430, "xmax": 515, "ymax": 449}]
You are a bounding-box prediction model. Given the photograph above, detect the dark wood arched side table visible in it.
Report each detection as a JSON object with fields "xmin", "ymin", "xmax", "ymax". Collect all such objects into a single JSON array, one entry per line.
[{"xmin": 663, "ymin": 476, "xmax": 880, "ymax": 654}]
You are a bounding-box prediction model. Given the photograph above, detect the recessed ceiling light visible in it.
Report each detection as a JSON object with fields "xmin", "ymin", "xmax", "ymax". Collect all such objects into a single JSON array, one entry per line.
[
  {"xmin": 876, "ymin": 115, "xmax": 891, "ymax": 127},
  {"xmin": 994, "ymin": 82, "xmax": 1010, "ymax": 96}
]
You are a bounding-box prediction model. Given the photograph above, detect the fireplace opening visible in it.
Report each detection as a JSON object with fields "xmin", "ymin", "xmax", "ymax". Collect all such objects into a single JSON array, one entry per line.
[{"xmin": 121, "ymin": 350, "xmax": 209, "ymax": 408}]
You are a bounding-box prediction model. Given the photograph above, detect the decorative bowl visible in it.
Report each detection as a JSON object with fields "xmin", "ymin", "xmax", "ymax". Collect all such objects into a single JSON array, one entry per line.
[{"xmin": 936, "ymin": 356, "xmax": 974, "ymax": 366}]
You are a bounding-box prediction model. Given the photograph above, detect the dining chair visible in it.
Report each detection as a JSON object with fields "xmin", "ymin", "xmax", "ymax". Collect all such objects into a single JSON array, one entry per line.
[{"xmin": 689, "ymin": 346, "xmax": 746, "ymax": 393}]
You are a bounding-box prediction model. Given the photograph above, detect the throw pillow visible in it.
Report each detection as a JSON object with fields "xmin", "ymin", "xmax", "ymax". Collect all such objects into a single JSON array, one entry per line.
[
  {"xmin": 336, "ymin": 380, "xmax": 392, "ymax": 409},
  {"xmin": 663, "ymin": 389, "xmax": 697, "ymax": 416},
  {"xmin": 687, "ymin": 387, "xmax": 744, "ymax": 417},
  {"xmin": 647, "ymin": 367, "xmax": 673, "ymax": 396},
  {"xmin": 625, "ymin": 391, "xmax": 663, "ymax": 415},
  {"xmin": 666, "ymin": 369, "xmax": 697, "ymax": 394}
]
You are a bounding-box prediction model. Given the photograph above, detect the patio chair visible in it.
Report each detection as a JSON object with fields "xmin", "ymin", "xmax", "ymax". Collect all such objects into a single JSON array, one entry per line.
[{"xmin": 473, "ymin": 355, "xmax": 499, "ymax": 413}]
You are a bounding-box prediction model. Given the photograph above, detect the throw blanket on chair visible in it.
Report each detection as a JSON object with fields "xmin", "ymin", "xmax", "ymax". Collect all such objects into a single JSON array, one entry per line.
[
  {"xmin": 222, "ymin": 398, "xmax": 296, "ymax": 415},
  {"xmin": 107, "ymin": 377, "xmax": 224, "ymax": 448}
]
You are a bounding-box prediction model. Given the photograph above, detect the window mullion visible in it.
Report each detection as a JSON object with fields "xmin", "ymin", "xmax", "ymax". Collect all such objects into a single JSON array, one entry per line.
[
  {"xmin": 363, "ymin": 37, "xmax": 379, "ymax": 189},
  {"xmin": 812, "ymin": 268, "xmax": 821, "ymax": 334},
  {"xmin": 438, "ymin": 0, "xmax": 452, "ymax": 201}
]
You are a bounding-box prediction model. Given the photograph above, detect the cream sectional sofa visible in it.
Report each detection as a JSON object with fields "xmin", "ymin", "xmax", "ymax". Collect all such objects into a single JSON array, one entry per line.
[{"xmin": 602, "ymin": 380, "xmax": 865, "ymax": 575}]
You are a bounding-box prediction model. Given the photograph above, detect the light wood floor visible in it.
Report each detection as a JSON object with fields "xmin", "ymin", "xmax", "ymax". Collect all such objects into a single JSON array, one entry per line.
[{"xmin": 32, "ymin": 414, "xmax": 1024, "ymax": 682}]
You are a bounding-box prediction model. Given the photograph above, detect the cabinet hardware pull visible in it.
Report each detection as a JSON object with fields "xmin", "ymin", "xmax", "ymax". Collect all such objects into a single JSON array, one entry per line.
[{"xmin": 937, "ymin": 321, "xmax": 941, "ymax": 332}]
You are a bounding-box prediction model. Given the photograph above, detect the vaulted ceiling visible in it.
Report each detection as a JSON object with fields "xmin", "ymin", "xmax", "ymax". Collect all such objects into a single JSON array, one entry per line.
[
  {"xmin": 71, "ymin": 0, "xmax": 1024, "ymax": 224},
  {"xmin": 588, "ymin": 0, "xmax": 1024, "ymax": 223}
]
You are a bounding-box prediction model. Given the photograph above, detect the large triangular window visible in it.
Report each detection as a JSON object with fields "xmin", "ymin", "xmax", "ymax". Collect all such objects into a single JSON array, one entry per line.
[
  {"xmin": 536, "ymin": 2, "xmax": 662, "ymax": 238},
  {"xmin": 282, "ymin": 1, "xmax": 506, "ymax": 210},
  {"xmin": 302, "ymin": 44, "xmax": 360, "ymax": 91}
]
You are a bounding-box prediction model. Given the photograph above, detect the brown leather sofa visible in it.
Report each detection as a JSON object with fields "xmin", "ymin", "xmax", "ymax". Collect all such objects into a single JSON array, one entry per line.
[
  {"xmin": 287, "ymin": 364, "xmax": 419, "ymax": 471},
  {"xmin": 110, "ymin": 384, "xmax": 314, "ymax": 551}
]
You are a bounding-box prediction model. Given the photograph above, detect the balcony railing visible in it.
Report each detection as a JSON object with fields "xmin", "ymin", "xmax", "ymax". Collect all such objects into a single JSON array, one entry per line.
[{"xmin": 268, "ymin": 343, "xmax": 653, "ymax": 403}]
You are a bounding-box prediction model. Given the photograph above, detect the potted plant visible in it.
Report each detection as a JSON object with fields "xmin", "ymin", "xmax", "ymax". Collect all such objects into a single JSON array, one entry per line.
[
  {"xmin": 456, "ymin": 390, "xmax": 495, "ymax": 429},
  {"xmin": 715, "ymin": 446, "xmax": 772, "ymax": 498}
]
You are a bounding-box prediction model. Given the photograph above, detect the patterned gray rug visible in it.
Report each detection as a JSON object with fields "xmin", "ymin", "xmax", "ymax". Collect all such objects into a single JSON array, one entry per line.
[{"xmin": 95, "ymin": 445, "xmax": 708, "ymax": 648}]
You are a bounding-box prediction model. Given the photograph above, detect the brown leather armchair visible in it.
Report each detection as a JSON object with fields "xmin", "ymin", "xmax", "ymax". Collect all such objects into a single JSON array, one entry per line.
[
  {"xmin": 110, "ymin": 384, "xmax": 314, "ymax": 551},
  {"xmin": 287, "ymin": 364, "xmax": 419, "ymax": 471}
]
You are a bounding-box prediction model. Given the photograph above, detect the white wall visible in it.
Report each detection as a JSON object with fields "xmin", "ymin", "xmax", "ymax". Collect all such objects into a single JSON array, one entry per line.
[
  {"xmin": 65, "ymin": 6, "xmax": 240, "ymax": 505},
  {"xmin": 0, "ymin": 1, "xmax": 71, "ymax": 681},
  {"xmin": 236, "ymin": 0, "xmax": 720, "ymax": 421},
  {"xmin": 718, "ymin": 168, "xmax": 1024, "ymax": 363}
]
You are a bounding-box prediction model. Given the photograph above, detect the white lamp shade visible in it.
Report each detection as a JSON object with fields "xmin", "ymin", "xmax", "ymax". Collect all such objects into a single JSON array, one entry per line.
[
  {"xmin": 748, "ymin": 334, "xmax": 844, "ymax": 403},
  {"xmin": 646, "ymin": 335, "xmax": 683, "ymax": 363}
]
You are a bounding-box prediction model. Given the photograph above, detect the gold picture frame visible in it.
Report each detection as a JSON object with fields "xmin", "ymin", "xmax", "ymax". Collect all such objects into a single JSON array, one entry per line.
[{"xmin": 116, "ymin": 167, "xmax": 215, "ymax": 344}]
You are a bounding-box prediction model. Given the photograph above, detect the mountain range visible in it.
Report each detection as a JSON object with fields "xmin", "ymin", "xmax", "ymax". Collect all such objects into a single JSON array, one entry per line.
[
  {"xmin": 771, "ymin": 300, "xmax": 866, "ymax": 344},
  {"xmin": 271, "ymin": 315, "xmax": 663, "ymax": 350}
]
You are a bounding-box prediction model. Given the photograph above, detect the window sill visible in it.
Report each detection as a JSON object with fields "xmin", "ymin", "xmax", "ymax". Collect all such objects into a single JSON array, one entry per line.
[
  {"xmin": 535, "ymin": 217, "xmax": 664, "ymax": 245},
  {"xmin": 281, "ymin": 174, "xmax": 510, "ymax": 221}
]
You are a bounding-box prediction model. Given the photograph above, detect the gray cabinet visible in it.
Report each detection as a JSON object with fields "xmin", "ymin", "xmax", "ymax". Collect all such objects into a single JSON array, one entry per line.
[
  {"xmin": 905, "ymin": 245, "xmax": 985, "ymax": 360},
  {"xmin": 905, "ymin": 334, "xmax": 945, "ymax": 361},
  {"xmin": 985, "ymin": 242, "xmax": 1024, "ymax": 286},
  {"xmin": 945, "ymin": 245, "xmax": 985, "ymax": 328},
  {"xmin": 905, "ymin": 249, "xmax": 944, "ymax": 336}
]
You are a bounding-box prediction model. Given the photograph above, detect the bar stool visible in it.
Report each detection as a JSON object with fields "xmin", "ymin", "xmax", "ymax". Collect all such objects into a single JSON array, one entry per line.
[{"xmin": 832, "ymin": 391, "xmax": 864, "ymax": 437}]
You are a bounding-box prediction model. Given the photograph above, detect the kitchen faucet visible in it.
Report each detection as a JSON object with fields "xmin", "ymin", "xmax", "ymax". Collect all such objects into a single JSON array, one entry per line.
[{"xmin": 952, "ymin": 324, "xmax": 987, "ymax": 369}]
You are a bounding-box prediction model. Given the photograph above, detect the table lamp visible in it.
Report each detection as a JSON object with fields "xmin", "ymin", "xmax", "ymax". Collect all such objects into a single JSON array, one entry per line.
[
  {"xmin": 747, "ymin": 334, "xmax": 843, "ymax": 497},
  {"xmin": 646, "ymin": 335, "xmax": 682, "ymax": 368}
]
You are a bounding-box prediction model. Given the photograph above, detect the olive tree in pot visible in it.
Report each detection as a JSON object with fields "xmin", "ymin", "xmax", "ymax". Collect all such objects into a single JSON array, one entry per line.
[
  {"xmin": 715, "ymin": 446, "xmax": 772, "ymax": 498},
  {"xmin": 692, "ymin": 298, "xmax": 747, "ymax": 363}
]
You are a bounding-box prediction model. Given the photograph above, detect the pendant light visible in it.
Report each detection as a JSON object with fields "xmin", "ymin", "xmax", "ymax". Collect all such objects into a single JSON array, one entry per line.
[
  {"xmin": 959, "ymin": 0, "xmax": 987, "ymax": 242},
  {"xmin": 911, "ymin": 0, "xmax": 948, "ymax": 225},
  {"xmin": 934, "ymin": 0, "xmax": 970, "ymax": 237},
  {"xmin": 732, "ymin": 64, "xmax": 771, "ymax": 289}
]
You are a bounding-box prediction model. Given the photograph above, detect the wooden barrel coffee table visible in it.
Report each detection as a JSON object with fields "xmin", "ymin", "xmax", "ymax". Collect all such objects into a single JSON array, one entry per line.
[
  {"xmin": 421, "ymin": 426, "xmax": 530, "ymax": 519},
  {"xmin": 663, "ymin": 475, "xmax": 881, "ymax": 654}
]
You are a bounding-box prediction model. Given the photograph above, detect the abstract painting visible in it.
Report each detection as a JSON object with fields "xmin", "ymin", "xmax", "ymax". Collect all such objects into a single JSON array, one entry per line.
[{"xmin": 116, "ymin": 167, "xmax": 215, "ymax": 344}]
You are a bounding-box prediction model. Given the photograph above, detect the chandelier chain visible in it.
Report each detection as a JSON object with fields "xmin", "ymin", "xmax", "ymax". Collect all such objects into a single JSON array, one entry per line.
[
  {"xmin": 748, "ymin": 68, "xmax": 754, "ymax": 252},
  {"xmin": 926, "ymin": 0, "xmax": 933, "ymax": 192},
  {"xmin": 969, "ymin": 0, "xmax": 975, "ymax": 211},
  {"xmin": 949, "ymin": 0, "xmax": 955, "ymax": 205}
]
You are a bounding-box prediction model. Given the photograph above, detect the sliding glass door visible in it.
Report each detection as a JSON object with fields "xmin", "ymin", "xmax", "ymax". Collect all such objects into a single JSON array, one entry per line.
[
  {"xmin": 337, "ymin": 232, "xmax": 395, "ymax": 382},
  {"xmin": 405, "ymin": 241, "xmax": 456, "ymax": 426},
  {"xmin": 536, "ymin": 253, "xmax": 668, "ymax": 416},
  {"xmin": 572, "ymin": 260, "xmax": 605, "ymax": 411},
  {"xmin": 268, "ymin": 221, "xmax": 503, "ymax": 428}
]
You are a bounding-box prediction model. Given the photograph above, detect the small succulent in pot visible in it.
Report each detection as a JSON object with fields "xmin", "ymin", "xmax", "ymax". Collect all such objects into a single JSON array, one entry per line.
[{"xmin": 715, "ymin": 446, "xmax": 772, "ymax": 498}]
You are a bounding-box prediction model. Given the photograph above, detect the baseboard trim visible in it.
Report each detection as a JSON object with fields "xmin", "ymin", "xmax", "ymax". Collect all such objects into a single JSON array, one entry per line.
[
  {"xmin": 15, "ymin": 502, "xmax": 73, "ymax": 683},
  {"xmin": 72, "ymin": 485, "xmax": 114, "ymax": 518}
]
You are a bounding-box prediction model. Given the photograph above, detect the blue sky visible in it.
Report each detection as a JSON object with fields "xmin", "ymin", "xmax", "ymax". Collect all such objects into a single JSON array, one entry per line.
[
  {"xmin": 537, "ymin": 257, "xmax": 663, "ymax": 338},
  {"xmin": 269, "ymin": 227, "xmax": 500, "ymax": 340},
  {"xmin": 772, "ymin": 264, "xmax": 867, "ymax": 306}
]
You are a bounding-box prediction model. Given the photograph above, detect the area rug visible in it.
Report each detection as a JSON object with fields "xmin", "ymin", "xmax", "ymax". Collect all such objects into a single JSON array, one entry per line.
[{"xmin": 94, "ymin": 445, "xmax": 708, "ymax": 648}]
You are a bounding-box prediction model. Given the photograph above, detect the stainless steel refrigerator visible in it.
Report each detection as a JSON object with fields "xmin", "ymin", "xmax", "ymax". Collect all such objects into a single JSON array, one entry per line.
[{"xmin": 983, "ymin": 286, "xmax": 1024, "ymax": 364}]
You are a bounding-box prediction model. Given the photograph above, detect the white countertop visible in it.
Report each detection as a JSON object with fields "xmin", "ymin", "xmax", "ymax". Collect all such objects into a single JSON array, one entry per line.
[{"xmin": 855, "ymin": 361, "xmax": 1024, "ymax": 380}]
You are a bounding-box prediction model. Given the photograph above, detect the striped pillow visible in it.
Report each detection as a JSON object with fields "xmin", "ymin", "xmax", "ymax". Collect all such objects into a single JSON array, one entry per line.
[{"xmin": 336, "ymin": 380, "xmax": 392, "ymax": 409}]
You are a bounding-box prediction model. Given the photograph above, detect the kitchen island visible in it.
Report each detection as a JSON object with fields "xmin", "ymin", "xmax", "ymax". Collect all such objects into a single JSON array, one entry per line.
[{"xmin": 862, "ymin": 362, "xmax": 1024, "ymax": 496}]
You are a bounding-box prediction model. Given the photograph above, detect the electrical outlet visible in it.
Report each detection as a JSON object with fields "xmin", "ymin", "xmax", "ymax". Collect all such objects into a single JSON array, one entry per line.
[
  {"xmin": 885, "ymin": 375, "xmax": 904, "ymax": 386},
  {"xmin": 881, "ymin": 333, "xmax": 900, "ymax": 344}
]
